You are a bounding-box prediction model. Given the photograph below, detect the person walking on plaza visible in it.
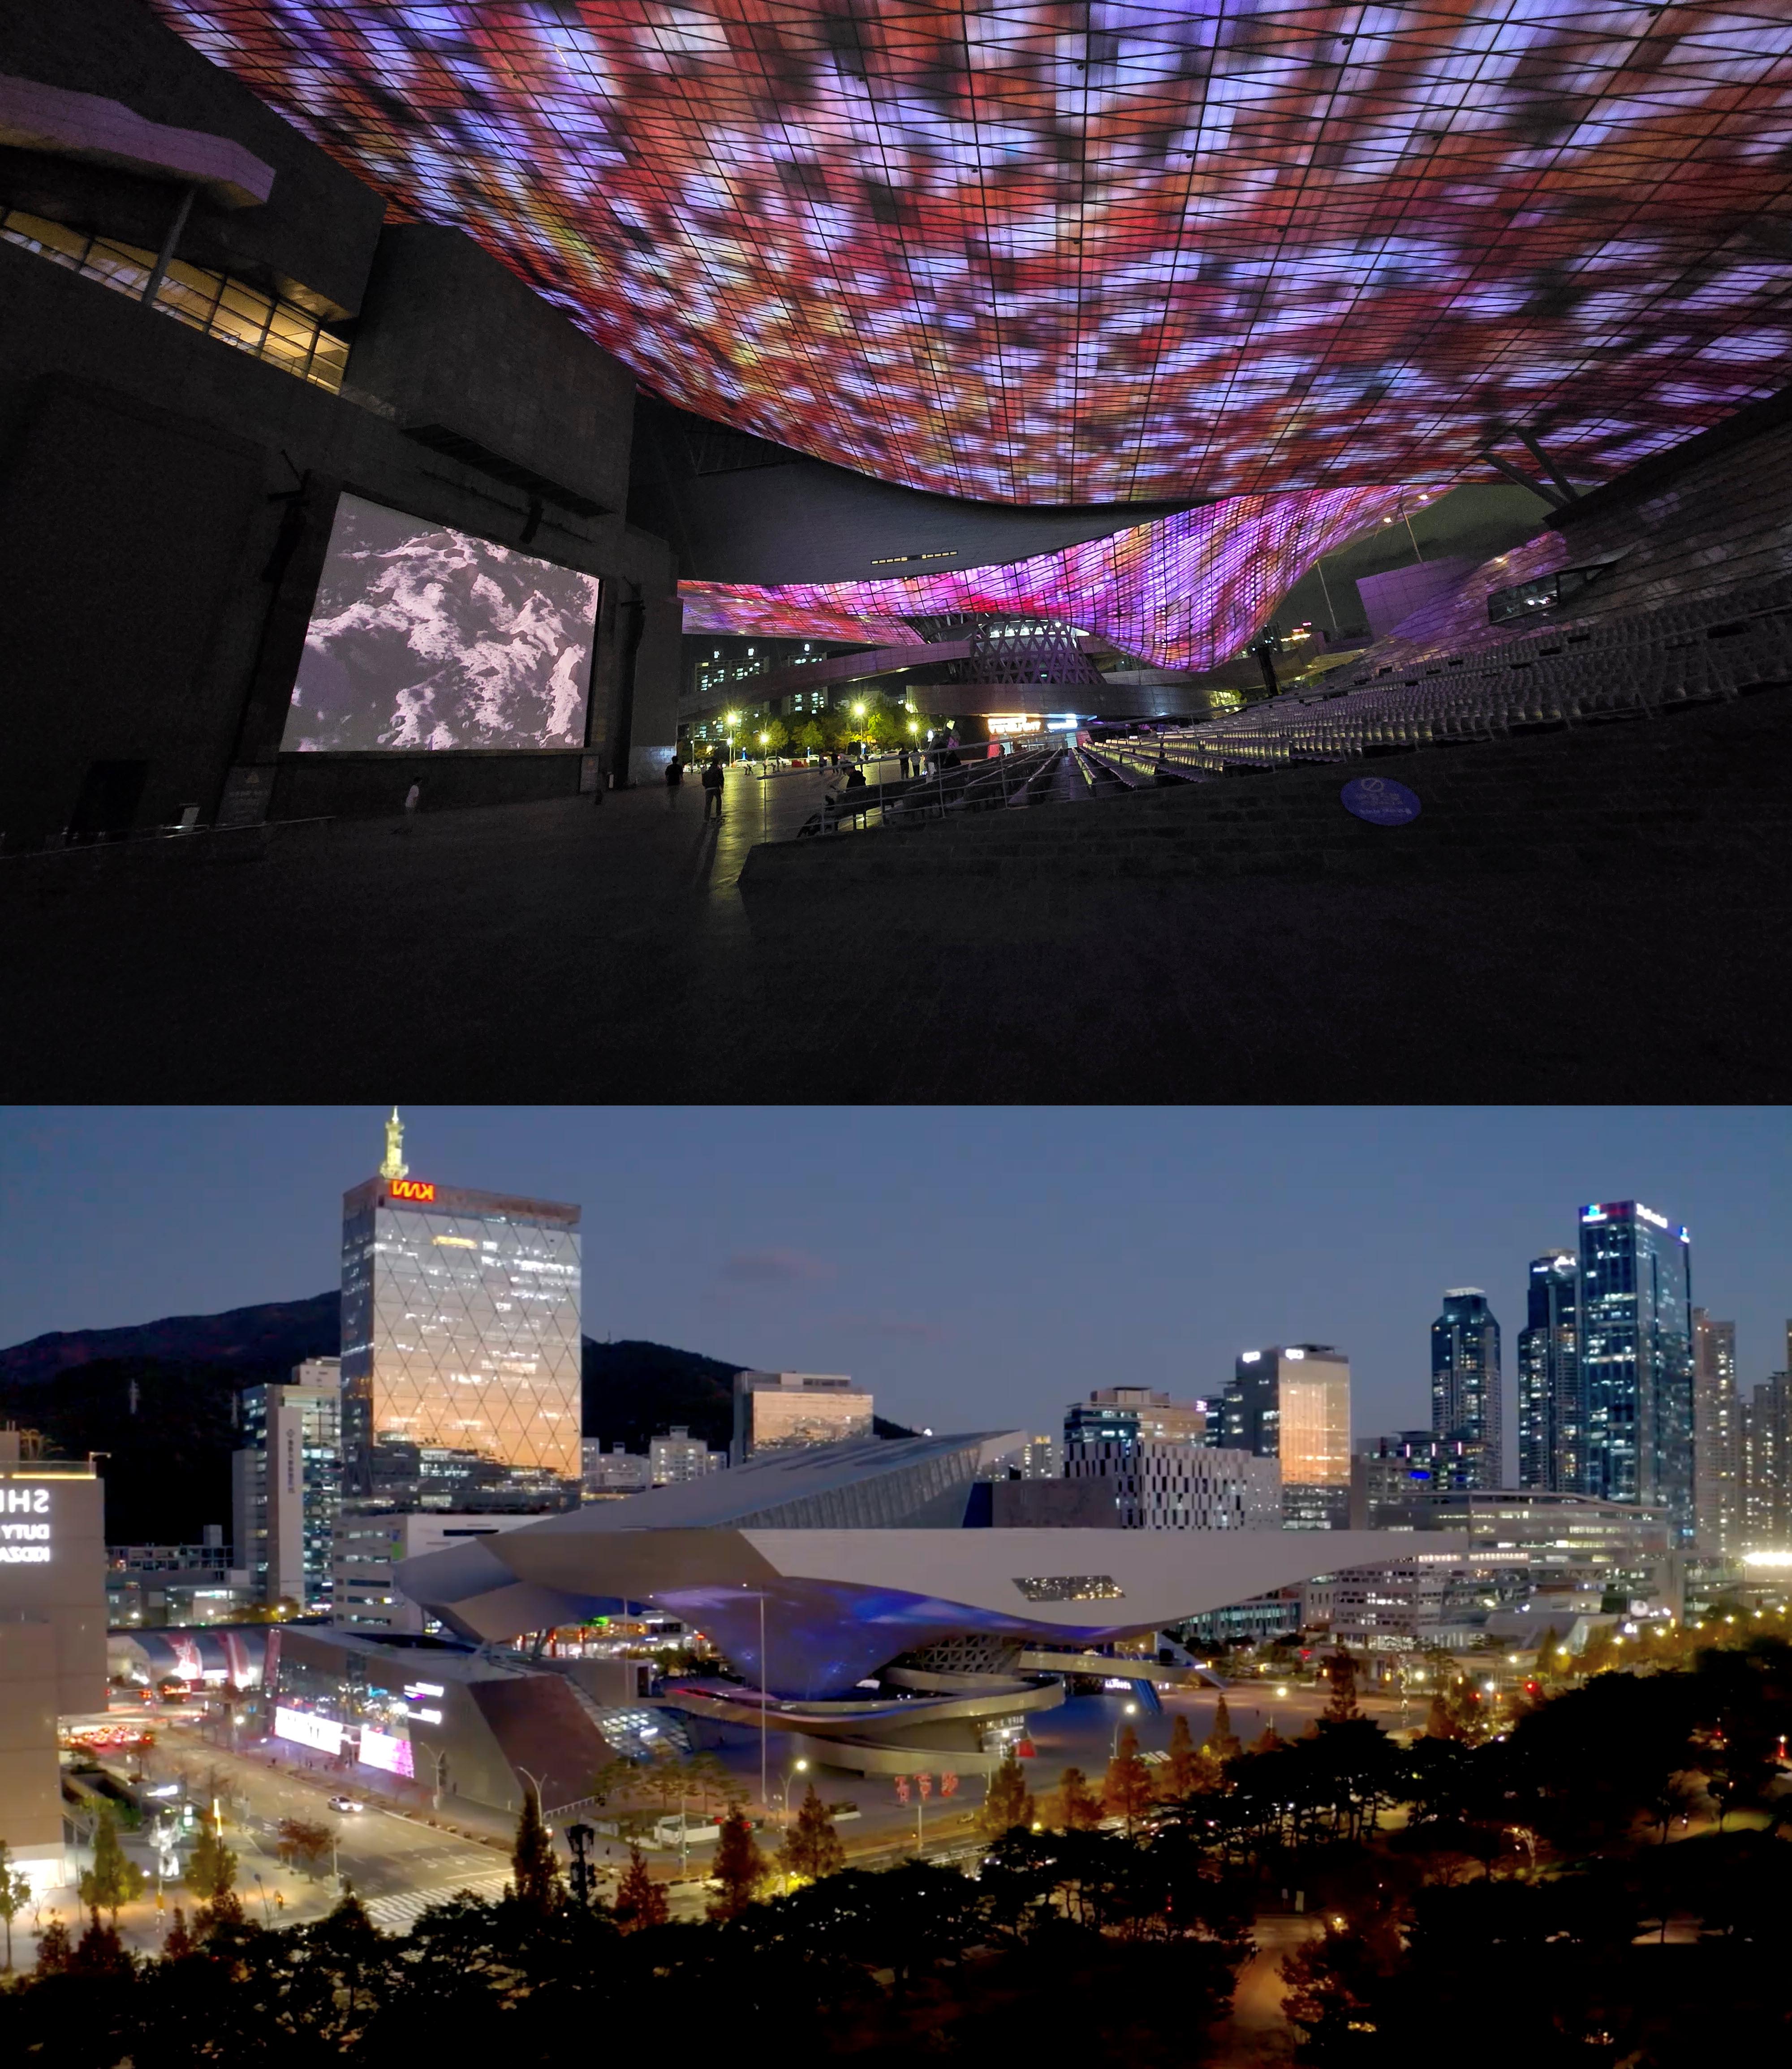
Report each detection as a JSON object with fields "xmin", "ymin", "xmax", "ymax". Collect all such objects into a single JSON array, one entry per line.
[
  {"xmin": 702, "ymin": 753, "xmax": 725, "ymax": 820},
  {"xmin": 664, "ymin": 752, "xmax": 683, "ymax": 808}
]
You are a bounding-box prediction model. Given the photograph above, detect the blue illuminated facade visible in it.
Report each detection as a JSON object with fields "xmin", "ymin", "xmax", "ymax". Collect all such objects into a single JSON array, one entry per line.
[
  {"xmin": 1577, "ymin": 1202, "xmax": 1694, "ymax": 1542},
  {"xmin": 1517, "ymin": 1252, "xmax": 1579, "ymax": 1493},
  {"xmin": 1430, "ymin": 1290, "xmax": 1502, "ymax": 1486}
]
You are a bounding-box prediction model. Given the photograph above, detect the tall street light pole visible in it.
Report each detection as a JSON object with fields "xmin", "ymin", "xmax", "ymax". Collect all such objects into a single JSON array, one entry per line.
[{"xmin": 758, "ymin": 1594, "xmax": 769, "ymax": 1823}]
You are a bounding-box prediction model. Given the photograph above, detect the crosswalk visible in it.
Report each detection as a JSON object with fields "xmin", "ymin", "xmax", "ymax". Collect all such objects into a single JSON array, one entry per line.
[{"xmin": 359, "ymin": 1871, "xmax": 511, "ymax": 1933}]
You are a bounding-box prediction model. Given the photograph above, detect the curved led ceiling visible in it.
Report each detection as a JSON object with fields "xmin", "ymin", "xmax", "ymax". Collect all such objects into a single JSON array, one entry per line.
[
  {"xmin": 153, "ymin": 4, "xmax": 1792, "ymax": 505},
  {"xmin": 680, "ymin": 482, "xmax": 1415, "ymax": 669}
]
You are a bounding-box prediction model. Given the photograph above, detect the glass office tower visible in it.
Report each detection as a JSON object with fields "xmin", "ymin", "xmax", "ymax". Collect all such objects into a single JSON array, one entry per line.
[
  {"xmin": 1577, "ymin": 1201, "xmax": 1693, "ymax": 1543},
  {"xmin": 340, "ymin": 1117, "xmax": 582, "ymax": 1515},
  {"xmin": 1430, "ymin": 1289, "xmax": 1502, "ymax": 1486},
  {"xmin": 1222, "ymin": 1345, "xmax": 1350, "ymax": 1528},
  {"xmin": 1517, "ymin": 1252, "xmax": 1579, "ymax": 1493}
]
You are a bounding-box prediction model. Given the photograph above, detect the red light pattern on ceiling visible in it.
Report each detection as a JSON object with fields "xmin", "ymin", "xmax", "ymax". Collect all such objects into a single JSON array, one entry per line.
[
  {"xmin": 679, "ymin": 483, "xmax": 1416, "ymax": 668},
  {"xmin": 151, "ymin": 4, "xmax": 1792, "ymax": 505}
]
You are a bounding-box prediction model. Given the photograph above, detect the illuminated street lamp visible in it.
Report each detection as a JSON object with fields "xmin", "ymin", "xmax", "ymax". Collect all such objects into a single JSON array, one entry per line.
[
  {"xmin": 774, "ymin": 1757, "xmax": 810, "ymax": 1827},
  {"xmin": 1111, "ymin": 1698, "xmax": 1139, "ymax": 1758}
]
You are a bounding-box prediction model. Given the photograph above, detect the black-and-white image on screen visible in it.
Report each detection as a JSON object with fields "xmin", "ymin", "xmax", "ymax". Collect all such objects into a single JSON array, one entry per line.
[{"xmin": 280, "ymin": 492, "xmax": 601, "ymax": 751}]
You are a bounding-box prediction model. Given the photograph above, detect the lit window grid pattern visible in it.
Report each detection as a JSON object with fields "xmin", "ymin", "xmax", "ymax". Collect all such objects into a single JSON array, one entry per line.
[
  {"xmin": 0, "ymin": 206, "xmax": 349, "ymax": 391},
  {"xmin": 149, "ymin": 4, "xmax": 1792, "ymax": 505},
  {"xmin": 360, "ymin": 1205, "xmax": 583, "ymax": 1485},
  {"xmin": 680, "ymin": 482, "xmax": 1411, "ymax": 667},
  {"xmin": 1279, "ymin": 1369, "xmax": 1351, "ymax": 1488}
]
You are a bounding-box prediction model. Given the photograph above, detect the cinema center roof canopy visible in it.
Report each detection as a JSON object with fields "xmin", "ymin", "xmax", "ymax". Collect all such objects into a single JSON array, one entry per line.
[
  {"xmin": 396, "ymin": 1433, "xmax": 1458, "ymax": 1699},
  {"xmin": 153, "ymin": 4, "xmax": 1792, "ymax": 506}
]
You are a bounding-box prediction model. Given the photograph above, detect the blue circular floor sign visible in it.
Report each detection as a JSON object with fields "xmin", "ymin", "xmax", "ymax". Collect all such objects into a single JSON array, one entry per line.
[{"xmin": 1341, "ymin": 774, "xmax": 1422, "ymax": 825}]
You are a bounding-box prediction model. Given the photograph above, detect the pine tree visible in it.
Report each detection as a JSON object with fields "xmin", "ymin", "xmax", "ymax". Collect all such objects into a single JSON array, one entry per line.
[
  {"xmin": 977, "ymin": 1755, "xmax": 1036, "ymax": 1841},
  {"xmin": 776, "ymin": 1784, "xmax": 845, "ymax": 1884},
  {"xmin": 163, "ymin": 1905, "xmax": 196, "ymax": 1959},
  {"xmin": 73, "ymin": 1910, "xmax": 132, "ymax": 1977},
  {"xmin": 613, "ymin": 1846, "xmax": 669, "ymax": 1931},
  {"xmin": 1249, "ymin": 1724, "xmax": 1284, "ymax": 1754},
  {"xmin": 1534, "ymin": 1626, "xmax": 1562, "ymax": 1678},
  {"xmin": 1323, "ymin": 1647, "xmax": 1361, "ymax": 1722},
  {"xmin": 1056, "ymin": 1765, "xmax": 1104, "ymax": 1832},
  {"xmin": 1163, "ymin": 1713, "xmax": 1201, "ymax": 1799},
  {"xmin": 80, "ymin": 1804, "xmax": 146, "ymax": 1923},
  {"xmin": 707, "ymin": 1807, "xmax": 767, "ymax": 1921},
  {"xmin": 1425, "ymin": 1690, "xmax": 1461, "ymax": 1740},
  {"xmin": 508, "ymin": 1785, "xmax": 563, "ymax": 1913},
  {"xmin": 1105, "ymin": 1724, "xmax": 1155, "ymax": 1833},
  {"xmin": 1206, "ymin": 1695, "xmax": 1242, "ymax": 1762},
  {"xmin": 34, "ymin": 1915, "xmax": 72, "ymax": 1975}
]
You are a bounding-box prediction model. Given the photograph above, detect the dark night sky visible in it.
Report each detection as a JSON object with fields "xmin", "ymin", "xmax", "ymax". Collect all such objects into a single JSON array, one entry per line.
[{"xmin": 3, "ymin": 1107, "xmax": 1786, "ymax": 1474}]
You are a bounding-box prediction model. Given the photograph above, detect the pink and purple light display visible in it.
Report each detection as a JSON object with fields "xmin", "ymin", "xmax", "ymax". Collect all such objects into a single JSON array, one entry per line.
[
  {"xmin": 151, "ymin": 4, "xmax": 1792, "ymax": 506},
  {"xmin": 681, "ymin": 485, "xmax": 1416, "ymax": 669}
]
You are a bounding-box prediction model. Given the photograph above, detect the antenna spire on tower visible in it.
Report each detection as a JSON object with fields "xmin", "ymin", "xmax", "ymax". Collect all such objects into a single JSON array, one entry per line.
[{"xmin": 379, "ymin": 1106, "xmax": 408, "ymax": 1181}]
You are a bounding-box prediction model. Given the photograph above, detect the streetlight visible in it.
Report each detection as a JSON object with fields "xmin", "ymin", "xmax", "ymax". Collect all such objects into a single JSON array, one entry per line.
[
  {"xmin": 1111, "ymin": 1699, "xmax": 1139, "ymax": 1759},
  {"xmin": 774, "ymin": 1757, "xmax": 810, "ymax": 1827}
]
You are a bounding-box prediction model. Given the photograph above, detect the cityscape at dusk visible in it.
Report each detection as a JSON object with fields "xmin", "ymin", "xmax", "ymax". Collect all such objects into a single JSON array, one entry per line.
[{"xmin": 2, "ymin": 1102, "xmax": 1788, "ymax": 2064}]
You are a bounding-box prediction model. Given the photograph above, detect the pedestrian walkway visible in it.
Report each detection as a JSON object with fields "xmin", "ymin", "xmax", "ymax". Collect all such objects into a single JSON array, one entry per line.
[{"xmin": 358, "ymin": 1870, "xmax": 512, "ymax": 1933}]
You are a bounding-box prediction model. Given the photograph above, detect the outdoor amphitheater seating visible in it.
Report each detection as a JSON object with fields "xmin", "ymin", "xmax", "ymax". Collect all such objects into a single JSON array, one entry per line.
[{"xmin": 1155, "ymin": 573, "xmax": 1792, "ymax": 776}]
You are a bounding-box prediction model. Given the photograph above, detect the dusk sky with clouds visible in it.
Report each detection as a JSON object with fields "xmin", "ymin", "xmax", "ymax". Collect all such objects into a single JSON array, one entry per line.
[{"xmin": 3, "ymin": 1107, "xmax": 1787, "ymax": 1469}]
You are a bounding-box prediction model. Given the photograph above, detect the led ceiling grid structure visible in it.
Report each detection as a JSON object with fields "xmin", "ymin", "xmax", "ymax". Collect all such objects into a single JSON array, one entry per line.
[
  {"xmin": 680, "ymin": 481, "xmax": 1414, "ymax": 668},
  {"xmin": 153, "ymin": 3, "xmax": 1792, "ymax": 512}
]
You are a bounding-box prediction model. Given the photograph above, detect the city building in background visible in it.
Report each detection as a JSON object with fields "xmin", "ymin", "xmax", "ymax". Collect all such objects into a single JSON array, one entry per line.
[
  {"xmin": 233, "ymin": 1358, "xmax": 342, "ymax": 1610},
  {"xmin": 731, "ymin": 1370, "xmax": 872, "ymax": 1463},
  {"xmin": 1221, "ymin": 1346, "xmax": 1351, "ymax": 1528},
  {"xmin": 331, "ymin": 1112, "xmax": 582, "ymax": 1629},
  {"xmin": 0, "ymin": 1428, "xmax": 105, "ymax": 1895},
  {"xmin": 105, "ymin": 1529, "xmax": 252, "ymax": 1626},
  {"xmin": 1063, "ymin": 1386, "xmax": 1209, "ymax": 1453},
  {"xmin": 339, "ymin": 1110, "xmax": 582, "ymax": 1516},
  {"xmin": 650, "ymin": 1426, "xmax": 725, "ymax": 1485},
  {"xmin": 1517, "ymin": 1252, "xmax": 1580, "ymax": 1492},
  {"xmin": 1692, "ymin": 1311, "xmax": 1744, "ymax": 1558},
  {"xmin": 332, "ymin": 1510, "xmax": 539, "ymax": 1635},
  {"xmin": 1063, "ymin": 1438, "xmax": 1280, "ymax": 1531},
  {"xmin": 1350, "ymin": 1431, "xmax": 1489, "ymax": 1529},
  {"xmin": 981, "ymin": 1433, "xmax": 1061, "ymax": 1481},
  {"xmin": 581, "ymin": 1442, "xmax": 652, "ymax": 1500},
  {"xmin": 1744, "ymin": 1370, "xmax": 1790, "ymax": 1553},
  {"xmin": 1577, "ymin": 1201, "xmax": 1694, "ymax": 1541},
  {"xmin": 1430, "ymin": 1288, "xmax": 1502, "ymax": 1486}
]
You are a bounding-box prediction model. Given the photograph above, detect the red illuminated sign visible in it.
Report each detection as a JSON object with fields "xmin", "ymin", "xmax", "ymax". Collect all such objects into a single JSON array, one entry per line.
[{"xmin": 390, "ymin": 1179, "xmax": 436, "ymax": 1202}]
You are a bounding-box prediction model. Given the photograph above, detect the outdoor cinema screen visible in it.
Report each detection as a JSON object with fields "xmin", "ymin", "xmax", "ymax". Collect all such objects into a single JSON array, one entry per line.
[{"xmin": 281, "ymin": 493, "xmax": 600, "ymax": 752}]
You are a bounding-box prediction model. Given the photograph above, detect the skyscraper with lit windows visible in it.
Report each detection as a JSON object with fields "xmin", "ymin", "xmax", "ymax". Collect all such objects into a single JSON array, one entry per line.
[
  {"xmin": 1220, "ymin": 1345, "xmax": 1350, "ymax": 1528},
  {"xmin": 1430, "ymin": 1289, "xmax": 1502, "ymax": 1487},
  {"xmin": 338, "ymin": 1111, "xmax": 582, "ymax": 1520},
  {"xmin": 1517, "ymin": 1252, "xmax": 1579, "ymax": 1493},
  {"xmin": 1577, "ymin": 1201, "xmax": 1693, "ymax": 1543}
]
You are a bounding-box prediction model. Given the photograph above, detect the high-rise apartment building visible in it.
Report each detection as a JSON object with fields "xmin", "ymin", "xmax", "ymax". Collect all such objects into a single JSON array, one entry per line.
[
  {"xmin": 1063, "ymin": 1387, "xmax": 1209, "ymax": 1452},
  {"xmin": 1691, "ymin": 1311, "xmax": 1744, "ymax": 1558},
  {"xmin": 1743, "ymin": 1371, "xmax": 1791, "ymax": 1553},
  {"xmin": 1577, "ymin": 1200, "xmax": 1694, "ymax": 1543},
  {"xmin": 731, "ymin": 1372, "xmax": 872, "ymax": 1463},
  {"xmin": 1430, "ymin": 1289, "xmax": 1501, "ymax": 1486},
  {"xmin": 338, "ymin": 1111, "xmax": 582, "ymax": 1521},
  {"xmin": 1221, "ymin": 1345, "xmax": 1351, "ymax": 1528},
  {"xmin": 1516, "ymin": 1252, "xmax": 1579, "ymax": 1492},
  {"xmin": 232, "ymin": 1358, "xmax": 342, "ymax": 1610}
]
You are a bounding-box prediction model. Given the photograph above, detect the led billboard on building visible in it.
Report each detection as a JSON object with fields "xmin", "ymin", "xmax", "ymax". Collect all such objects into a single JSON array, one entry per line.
[
  {"xmin": 682, "ymin": 485, "xmax": 1411, "ymax": 671},
  {"xmin": 154, "ymin": 4, "xmax": 1792, "ymax": 505},
  {"xmin": 281, "ymin": 495, "xmax": 600, "ymax": 753},
  {"xmin": 358, "ymin": 1726, "xmax": 414, "ymax": 1779},
  {"xmin": 274, "ymin": 1706, "xmax": 344, "ymax": 1755}
]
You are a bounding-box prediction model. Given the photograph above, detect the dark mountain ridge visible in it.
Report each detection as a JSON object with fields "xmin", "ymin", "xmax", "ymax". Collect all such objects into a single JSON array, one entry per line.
[{"xmin": 0, "ymin": 1296, "xmax": 910, "ymax": 1543}]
